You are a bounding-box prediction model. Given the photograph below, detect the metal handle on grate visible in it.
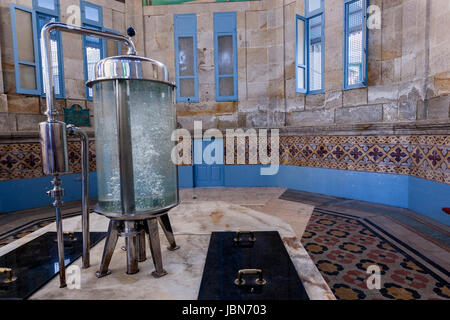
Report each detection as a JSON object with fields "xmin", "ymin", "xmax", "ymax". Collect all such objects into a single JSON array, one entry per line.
[
  {"xmin": 0, "ymin": 267, "xmax": 17, "ymax": 284},
  {"xmin": 233, "ymin": 231, "xmax": 256, "ymax": 243},
  {"xmin": 234, "ymin": 269, "xmax": 266, "ymax": 286}
]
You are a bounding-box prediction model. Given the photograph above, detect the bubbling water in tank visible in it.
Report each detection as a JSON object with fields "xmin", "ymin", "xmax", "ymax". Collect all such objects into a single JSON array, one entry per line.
[{"xmin": 94, "ymin": 80, "xmax": 177, "ymax": 214}]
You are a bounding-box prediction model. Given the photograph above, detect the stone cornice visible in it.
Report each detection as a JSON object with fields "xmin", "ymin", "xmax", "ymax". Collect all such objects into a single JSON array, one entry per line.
[{"xmin": 0, "ymin": 120, "xmax": 448, "ymax": 143}]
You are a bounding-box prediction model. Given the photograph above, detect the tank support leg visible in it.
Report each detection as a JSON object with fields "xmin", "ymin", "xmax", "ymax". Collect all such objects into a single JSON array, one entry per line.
[
  {"xmin": 147, "ymin": 218, "xmax": 167, "ymax": 278},
  {"xmin": 158, "ymin": 214, "xmax": 180, "ymax": 251},
  {"xmin": 96, "ymin": 220, "xmax": 120, "ymax": 278},
  {"xmin": 137, "ymin": 222, "xmax": 147, "ymax": 262}
]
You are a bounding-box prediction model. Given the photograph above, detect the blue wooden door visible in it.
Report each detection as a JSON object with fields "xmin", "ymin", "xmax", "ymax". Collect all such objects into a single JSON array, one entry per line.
[{"xmin": 194, "ymin": 138, "xmax": 224, "ymax": 187}]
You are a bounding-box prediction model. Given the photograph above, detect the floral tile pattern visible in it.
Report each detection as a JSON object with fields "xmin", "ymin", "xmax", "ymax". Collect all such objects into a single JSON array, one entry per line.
[
  {"xmin": 0, "ymin": 141, "xmax": 96, "ymax": 181},
  {"xmin": 279, "ymin": 135, "xmax": 449, "ymax": 185},
  {"xmin": 301, "ymin": 210, "xmax": 450, "ymax": 300},
  {"xmin": 0, "ymin": 135, "xmax": 449, "ymax": 184}
]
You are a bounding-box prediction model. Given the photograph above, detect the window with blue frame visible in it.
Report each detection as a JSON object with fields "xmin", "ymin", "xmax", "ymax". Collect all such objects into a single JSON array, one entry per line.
[
  {"xmin": 213, "ymin": 12, "xmax": 238, "ymax": 101},
  {"xmin": 344, "ymin": 0, "xmax": 368, "ymax": 89},
  {"xmin": 34, "ymin": 0, "xmax": 65, "ymax": 98},
  {"xmin": 10, "ymin": 4, "xmax": 41, "ymax": 95},
  {"xmin": 10, "ymin": 1, "xmax": 64, "ymax": 96},
  {"xmin": 295, "ymin": 0, "xmax": 324, "ymax": 94},
  {"xmin": 81, "ymin": 1, "xmax": 104, "ymax": 100},
  {"xmin": 174, "ymin": 14, "xmax": 199, "ymax": 103},
  {"xmin": 104, "ymin": 29, "xmax": 122, "ymax": 57}
]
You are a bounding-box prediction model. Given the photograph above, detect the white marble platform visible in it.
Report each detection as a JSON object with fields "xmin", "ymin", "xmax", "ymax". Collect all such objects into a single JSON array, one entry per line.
[{"xmin": 0, "ymin": 200, "xmax": 334, "ymax": 300}]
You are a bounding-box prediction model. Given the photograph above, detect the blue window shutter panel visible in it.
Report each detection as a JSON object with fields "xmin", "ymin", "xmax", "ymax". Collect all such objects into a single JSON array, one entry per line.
[
  {"xmin": 301, "ymin": 0, "xmax": 325, "ymax": 95},
  {"xmin": 81, "ymin": 1, "xmax": 104, "ymax": 100},
  {"xmin": 343, "ymin": 0, "xmax": 368, "ymax": 90},
  {"xmin": 174, "ymin": 14, "xmax": 199, "ymax": 103},
  {"xmin": 296, "ymin": 14, "xmax": 308, "ymax": 94},
  {"xmin": 213, "ymin": 12, "xmax": 236, "ymax": 33},
  {"xmin": 214, "ymin": 12, "xmax": 238, "ymax": 102},
  {"xmin": 81, "ymin": 0, "xmax": 102, "ymax": 27},
  {"xmin": 10, "ymin": 4, "xmax": 41, "ymax": 95},
  {"xmin": 34, "ymin": 0, "xmax": 66, "ymax": 98},
  {"xmin": 174, "ymin": 13, "xmax": 197, "ymax": 35},
  {"xmin": 33, "ymin": 0, "xmax": 60, "ymax": 16}
]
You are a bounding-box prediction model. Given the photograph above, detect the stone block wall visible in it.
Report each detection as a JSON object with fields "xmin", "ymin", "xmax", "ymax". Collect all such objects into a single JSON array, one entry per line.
[
  {"xmin": 142, "ymin": 0, "xmax": 449, "ymax": 131},
  {"xmin": 0, "ymin": 0, "xmax": 448, "ymax": 133},
  {"xmin": 0, "ymin": 0, "xmax": 130, "ymax": 132}
]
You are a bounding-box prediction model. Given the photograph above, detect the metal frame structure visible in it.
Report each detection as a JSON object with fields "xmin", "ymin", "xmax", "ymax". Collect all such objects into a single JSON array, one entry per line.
[{"xmin": 39, "ymin": 22, "xmax": 179, "ymax": 288}]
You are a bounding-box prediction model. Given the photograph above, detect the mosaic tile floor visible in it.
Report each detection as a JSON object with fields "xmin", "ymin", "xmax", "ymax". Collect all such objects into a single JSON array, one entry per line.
[
  {"xmin": 301, "ymin": 209, "xmax": 449, "ymax": 300},
  {"xmin": 280, "ymin": 189, "xmax": 450, "ymax": 300}
]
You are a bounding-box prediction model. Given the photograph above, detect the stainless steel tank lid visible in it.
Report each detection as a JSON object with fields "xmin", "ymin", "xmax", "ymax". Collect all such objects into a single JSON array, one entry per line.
[{"xmin": 86, "ymin": 55, "xmax": 175, "ymax": 87}]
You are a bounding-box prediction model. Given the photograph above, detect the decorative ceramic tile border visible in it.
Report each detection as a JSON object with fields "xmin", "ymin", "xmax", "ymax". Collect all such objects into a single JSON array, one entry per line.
[
  {"xmin": 0, "ymin": 141, "xmax": 96, "ymax": 181},
  {"xmin": 279, "ymin": 136, "xmax": 449, "ymax": 185},
  {"xmin": 0, "ymin": 135, "xmax": 449, "ymax": 185}
]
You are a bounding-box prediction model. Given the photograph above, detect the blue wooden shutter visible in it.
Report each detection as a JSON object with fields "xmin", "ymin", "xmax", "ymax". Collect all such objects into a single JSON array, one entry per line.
[
  {"xmin": 81, "ymin": 1, "xmax": 104, "ymax": 100},
  {"xmin": 174, "ymin": 14, "xmax": 199, "ymax": 103},
  {"xmin": 214, "ymin": 12, "xmax": 238, "ymax": 102},
  {"xmin": 10, "ymin": 4, "xmax": 41, "ymax": 95},
  {"xmin": 296, "ymin": 14, "xmax": 308, "ymax": 93},
  {"xmin": 33, "ymin": 0, "xmax": 60, "ymax": 16},
  {"xmin": 307, "ymin": 13, "xmax": 324, "ymax": 93},
  {"xmin": 344, "ymin": 0, "xmax": 368, "ymax": 89},
  {"xmin": 35, "ymin": 0, "xmax": 65, "ymax": 98}
]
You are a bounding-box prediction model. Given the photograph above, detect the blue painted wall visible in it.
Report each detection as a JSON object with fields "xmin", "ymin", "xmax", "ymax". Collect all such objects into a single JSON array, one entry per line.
[
  {"xmin": 1, "ymin": 165, "xmax": 448, "ymax": 225},
  {"xmin": 408, "ymin": 177, "xmax": 450, "ymax": 225},
  {"xmin": 279, "ymin": 165, "xmax": 410, "ymax": 209},
  {"xmin": 0, "ymin": 172, "xmax": 98, "ymax": 213},
  {"xmin": 178, "ymin": 166, "xmax": 194, "ymax": 188}
]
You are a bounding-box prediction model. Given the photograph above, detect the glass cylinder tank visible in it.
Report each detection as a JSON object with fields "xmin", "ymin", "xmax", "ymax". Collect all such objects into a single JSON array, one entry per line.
[{"xmin": 88, "ymin": 56, "xmax": 178, "ymax": 217}]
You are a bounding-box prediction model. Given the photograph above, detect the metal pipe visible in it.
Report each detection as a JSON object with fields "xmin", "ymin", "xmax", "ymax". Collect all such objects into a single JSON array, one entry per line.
[
  {"xmin": 124, "ymin": 221, "xmax": 139, "ymax": 275},
  {"xmin": 40, "ymin": 22, "xmax": 137, "ymax": 122},
  {"xmin": 47, "ymin": 175, "xmax": 66, "ymax": 288},
  {"xmin": 115, "ymin": 80, "xmax": 135, "ymax": 215},
  {"xmin": 67, "ymin": 125, "xmax": 90, "ymax": 269}
]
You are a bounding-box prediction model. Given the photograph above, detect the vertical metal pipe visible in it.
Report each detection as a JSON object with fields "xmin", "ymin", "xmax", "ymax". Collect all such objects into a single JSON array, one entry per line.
[
  {"xmin": 55, "ymin": 205, "xmax": 66, "ymax": 288},
  {"xmin": 125, "ymin": 221, "xmax": 139, "ymax": 275},
  {"xmin": 48, "ymin": 175, "xmax": 66, "ymax": 288},
  {"xmin": 115, "ymin": 80, "xmax": 135, "ymax": 215},
  {"xmin": 137, "ymin": 223, "xmax": 147, "ymax": 262},
  {"xmin": 67, "ymin": 125, "xmax": 90, "ymax": 268}
]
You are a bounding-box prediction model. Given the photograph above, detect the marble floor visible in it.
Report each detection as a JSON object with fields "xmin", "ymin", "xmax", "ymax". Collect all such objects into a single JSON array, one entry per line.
[
  {"xmin": 0, "ymin": 187, "xmax": 335, "ymax": 300},
  {"xmin": 0, "ymin": 187, "xmax": 448, "ymax": 300}
]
